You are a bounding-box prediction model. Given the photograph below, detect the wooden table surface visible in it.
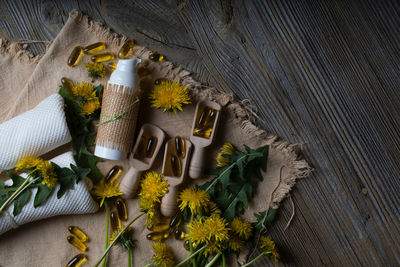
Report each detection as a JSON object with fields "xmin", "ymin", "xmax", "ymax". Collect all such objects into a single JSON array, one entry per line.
[{"xmin": 1, "ymin": 0, "xmax": 400, "ymax": 266}]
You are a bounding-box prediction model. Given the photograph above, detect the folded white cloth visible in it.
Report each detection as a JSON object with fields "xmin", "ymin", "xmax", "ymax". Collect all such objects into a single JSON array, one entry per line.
[
  {"xmin": 0, "ymin": 152, "xmax": 99, "ymax": 235},
  {"xmin": 0, "ymin": 94, "xmax": 72, "ymax": 172}
]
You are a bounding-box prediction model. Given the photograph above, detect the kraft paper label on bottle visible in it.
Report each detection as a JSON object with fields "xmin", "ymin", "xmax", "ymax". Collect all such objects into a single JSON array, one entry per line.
[{"xmin": 96, "ymin": 83, "xmax": 140, "ymax": 152}]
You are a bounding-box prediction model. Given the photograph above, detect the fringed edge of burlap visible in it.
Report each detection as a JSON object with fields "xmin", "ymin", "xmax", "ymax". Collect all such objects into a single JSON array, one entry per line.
[{"xmin": 0, "ymin": 39, "xmax": 42, "ymax": 64}]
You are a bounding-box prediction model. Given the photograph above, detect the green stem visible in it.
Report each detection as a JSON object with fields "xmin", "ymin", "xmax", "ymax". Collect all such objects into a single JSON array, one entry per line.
[
  {"xmin": 95, "ymin": 212, "xmax": 145, "ymax": 267},
  {"xmin": 241, "ymin": 253, "xmax": 264, "ymax": 267},
  {"xmin": 102, "ymin": 201, "xmax": 110, "ymax": 267},
  {"xmin": 222, "ymin": 254, "xmax": 226, "ymax": 267},
  {"xmin": 204, "ymin": 154, "xmax": 249, "ymax": 193},
  {"xmin": 0, "ymin": 176, "xmax": 38, "ymax": 214},
  {"xmin": 128, "ymin": 246, "xmax": 132, "ymax": 267},
  {"xmin": 175, "ymin": 245, "xmax": 207, "ymax": 267},
  {"xmin": 205, "ymin": 253, "xmax": 221, "ymax": 267}
]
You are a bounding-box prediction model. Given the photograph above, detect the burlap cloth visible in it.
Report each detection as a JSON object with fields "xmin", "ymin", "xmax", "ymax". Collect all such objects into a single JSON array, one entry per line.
[{"xmin": 0, "ymin": 10, "xmax": 310, "ymax": 267}]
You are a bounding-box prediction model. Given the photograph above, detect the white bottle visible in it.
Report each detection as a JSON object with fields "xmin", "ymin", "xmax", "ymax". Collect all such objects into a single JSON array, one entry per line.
[{"xmin": 95, "ymin": 59, "xmax": 142, "ymax": 160}]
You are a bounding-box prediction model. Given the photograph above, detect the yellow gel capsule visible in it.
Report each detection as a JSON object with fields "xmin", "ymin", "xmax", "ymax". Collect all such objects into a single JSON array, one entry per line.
[
  {"xmin": 174, "ymin": 229, "xmax": 185, "ymax": 240},
  {"xmin": 145, "ymin": 136, "xmax": 157, "ymax": 157},
  {"xmin": 107, "ymin": 62, "xmax": 117, "ymax": 71},
  {"xmin": 67, "ymin": 46, "xmax": 84, "ymax": 67},
  {"xmin": 169, "ymin": 212, "xmax": 181, "ymax": 229},
  {"xmin": 170, "ymin": 155, "xmax": 182, "ymax": 177},
  {"xmin": 61, "ymin": 77, "xmax": 74, "ymax": 93},
  {"xmin": 90, "ymin": 52, "xmax": 115, "ymax": 63},
  {"xmin": 134, "ymin": 136, "xmax": 157, "ymax": 159},
  {"xmin": 68, "ymin": 226, "xmax": 89, "ymax": 242},
  {"xmin": 175, "ymin": 136, "xmax": 185, "ymax": 158},
  {"xmin": 115, "ymin": 197, "xmax": 128, "ymax": 221},
  {"xmin": 148, "ymin": 223, "xmax": 170, "ymax": 233},
  {"xmin": 67, "ymin": 235, "xmax": 88, "ymax": 252},
  {"xmin": 184, "ymin": 239, "xmax": 190, "ymax": 250},
  {"xmin": 193, "ymin": 106, "xmax": 217, "ymax": 139},
  {"xmin": 66, "ymin": 253, "xmax": 87, "ymax": 267},
  {"xmin": 146, "ymin": 231, "xmax": 169, "ymax": 241},
  {"xmin": 149, "ymin": 52, "xmax": 164, "ymax": 62},
  {"xmin": 118, "ymin": 39, "xmax": 136, "ymax": 59},
  {"xmin": 104, "ymin": 165, "xmax": 123, "ymax": 184},
  {"xmin": 183, "ymin": 240, "xmax": 196, "ymax": 250},
  {"xmin": 83, "ymin": 42, "xmax": 106, "ymax": 54},
  {"xmin": 110, "ymin": 210, "xmax": 122, "ymax": 231}
]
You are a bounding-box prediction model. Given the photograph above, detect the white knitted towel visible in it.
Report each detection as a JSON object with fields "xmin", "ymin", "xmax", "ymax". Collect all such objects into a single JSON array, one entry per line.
[
  {"xmin": 0, "ymin": 151, "xmax": 99, "ymax": 235},
  {"xmin": 0, "ymin": 94, "xmax": 72, "ymax": 172}
]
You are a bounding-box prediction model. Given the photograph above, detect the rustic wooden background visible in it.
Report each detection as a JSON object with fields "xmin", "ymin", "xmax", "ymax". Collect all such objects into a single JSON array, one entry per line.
[{"xmin": 1, "ymin": 0, "xmax": 400, "ymax": 266}]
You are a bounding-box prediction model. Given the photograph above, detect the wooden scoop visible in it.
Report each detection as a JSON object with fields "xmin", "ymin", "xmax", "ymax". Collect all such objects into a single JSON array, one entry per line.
[
  {"xmin": 189, "ymin": 100, "xmax": 221, "ymax": 179},
  {"xmin": 160, "ymin": 137, "xmax": 192, "ymax": 217},
  {"xmin": 119, "ymin": 123, "xmax": 165, "ymax": 198}
]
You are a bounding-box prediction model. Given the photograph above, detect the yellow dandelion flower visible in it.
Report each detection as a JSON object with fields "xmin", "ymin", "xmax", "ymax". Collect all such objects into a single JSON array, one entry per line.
[
  {"xmin": 204, "ymin": 241, "xmax": 224, "ymax": 257},
  {"xmin": 229, "ymin": 235, "xmax": 245, "ymax": 252},
  {"xmin": 260, "ymin": 236, "xmax": 280, "ymax": 262},
  {"xmin": 72, "ymin": 82, "xmax": 97, "ymax": 100},
  {"xmin": 204, "ymin": 214, "xmax": 230, "ymax": 242},
  {"xmin": 138, "ymin": 171, "xmax": 169, "ymax": 210},
  {"xmin": 71, "ymin": 82, "xmax": 100, "ymax": 115},
  {"xmin": 37, "ymin": 160, "xmax": 58, "ymax": 188},
  {"xmin": 152, "ymin": 242, "xmax": 176, "ymax": 267},
  {"xmin": 179, "ymin": 188, "xmax": 210, "ymax": 215},
  {"xmin": 149, "ymin": 80, "xmax": 191, "ymax": 114},
  {"xmin": 81, "ymin": 98, "xmax": 100, "ymax": 115},
  {"xmin": 186, "ymin": 219, "xmax": 209, "ymax": 244},
  {"xmin": 92, "ymin": 179, "xmax": 123, "ymax": 207},
  {"xmin": 216, "ymin": 142, "xmax": 235, "ymax": 167},
  {"xmin": 85, "ymin": 62, "xmax": 106, "ymax": 80},
  {"xmin": 231, "ymin": 217, "xmax": 253, "ymax": 240},
  {"xmin": 15, "ymin": 156, "xmax": 43, "ymax": 171}
]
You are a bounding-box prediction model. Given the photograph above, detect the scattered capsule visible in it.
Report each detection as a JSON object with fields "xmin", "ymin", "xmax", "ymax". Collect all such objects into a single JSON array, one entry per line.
[
  {"xmin": 137, "ymin": 66, "xmax": 151, "ymax": 79},
  {"xmin": 146, "ymin": 231, "xmax": 169, "ymax": 241},
  {"xmin": 184, "ymin": 240, "xmax": 197, "ymax": 250},
  {"xmin": 104, "ymin": 165, "xmax": 123, "ymax": 184},
  {"xmin": 61, "ymin": 77, "xmax": 74, "ymax": 93},
  {"xmin": 184, "ymin": 240, "xmax": 190, "ymax": 250},
  {"xmin": 90, "ymin": 52, "xmax": 115, "ymax": 63},
  {"xmin": 66, "ymin": 253, "xmax": 87, "ymax": 267},
  {"xmin": 115, "ymin": 197, "xmax": 128, "ymax": 221},
  {"xmin": 67, "ymin": 235, "xmax": 88, "ymax": 252},
  {"xmin": 149, "ymin": 52, "xmax": 164, "ymax": 62},
  {"xmin": 107, "ymin": 62, "xmax": 117, "ymax": 71},
  {"xmin": 118, "ymin": 39, "xmax": 135, "ymax": 59},
  {"xmin": 83, "ymin": 42, "xmax": 106, "ymax": 54},
  {"xmin": 154, "ymin": 78, "xmax": 167, "ymax": 85},
  {"xmin": 175, "ymin": 136, "xmax": 185, "ymax": 158},
  {"xmin": 67, "ymin": 46, "xmax": 84, "ymax": 67},
  {"xmin": 171, "ymin": 155, "xmax": 182, "ymax": 177},
  {"xmin": 174, "ymin": 229, "xmax": 185, "ymax": 240},
  {"xmin": 168, "ymin": 212, "xmax": 181, "ymax": 229},
  {"xmin": 68, "ymin": 226, "xmax": 89, "ymax": 242},
  {"xmin": 110, "ymin": 210, "xmax": 122, "ymax": 231},
  {"xmin": 148, "ymin": 223, "xmax": 170, "ymax": 233}
]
